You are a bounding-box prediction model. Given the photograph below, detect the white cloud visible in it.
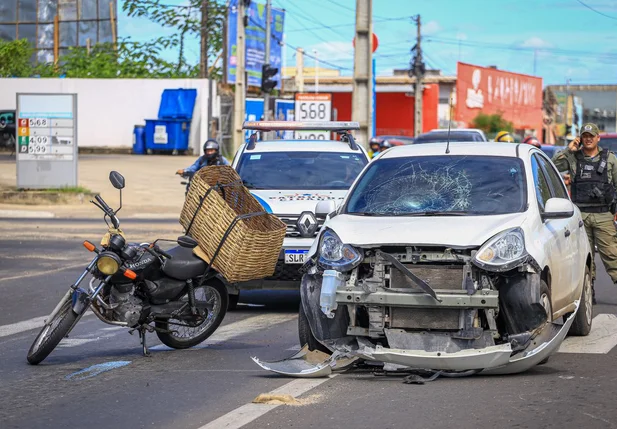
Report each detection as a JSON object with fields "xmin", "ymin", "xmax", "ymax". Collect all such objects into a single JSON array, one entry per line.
[
  {"xmin": 520, "ymin": 37, "xmax": 553, "ymax": 49},
  {"xmin": 423, "ymin": 20, "xmax": 442, "ymax": 36},
  {"xmin": 306, "ymin": 41, "xmax": 354, "ymax": 61}
]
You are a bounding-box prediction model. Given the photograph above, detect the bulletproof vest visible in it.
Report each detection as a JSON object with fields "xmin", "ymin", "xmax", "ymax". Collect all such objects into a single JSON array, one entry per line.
[{"xmin": 571, "ymin": 150, "xmax": 616, "ymax": 208}]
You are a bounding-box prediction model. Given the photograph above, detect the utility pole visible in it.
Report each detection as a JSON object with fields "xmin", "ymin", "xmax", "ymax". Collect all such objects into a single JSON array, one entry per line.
[
  {"xmin": 410, "ymin": 15, "xmax": 425, "ymax": 137},
  {"xmin": 233, "ymin": 0, "xmax": 247, "ymax": 151},
  {"xmin": 200, "ymin": 0, "xmax": 208, "ymax": 78},
  {"xmin": 296, "ymin": 48, "xmax": 305, "ymax": 93},
  {"xmin": 263, "ymin": 0, "xmax": 272, "ymax": 120},
  {"xmin": 351, "ymin": 0, "xmax": 373, "ymax": 147}
]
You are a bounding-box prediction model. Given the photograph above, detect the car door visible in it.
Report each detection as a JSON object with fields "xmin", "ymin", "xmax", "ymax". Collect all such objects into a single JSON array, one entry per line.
[
  {"xmin": 535, "ymin": 153, "xmax": 584, "ymax": 302},
  {"xmin": 530, "ymin": 154, "xmax": 571, "ymax": 312}
]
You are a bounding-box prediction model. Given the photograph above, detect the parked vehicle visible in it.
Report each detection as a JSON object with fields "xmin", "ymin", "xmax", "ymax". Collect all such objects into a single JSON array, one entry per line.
[
  {"xmin": 372, "ymin": 135, "xmax": 415, "ymax": 146},
  {"xmin": 414, "ymin": 128, "xmax": 488, "ymax": 143},
  {"xmin": 27, "ymin": 171, "xmax": 228, "ymax": 365},
  {"xmin": 255, "ymin": 141, "xmax": 592, "ymax": 377},
  {"xmin": 228, "ymin": 121, "xmax": 370, "ymax": 298},
  {"xmin": 599, "ymin": 133, "xmax": 617, "ymax": 152}
]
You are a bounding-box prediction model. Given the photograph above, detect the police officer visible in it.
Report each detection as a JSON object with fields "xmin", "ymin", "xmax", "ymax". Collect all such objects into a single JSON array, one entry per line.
[
  {"xmin": 176, "ymin": 139, "xmax": 230, "ymax": 177},
  {"xmin": 552, "ymin": 123, "xmax": 617, "ymax": 304}
]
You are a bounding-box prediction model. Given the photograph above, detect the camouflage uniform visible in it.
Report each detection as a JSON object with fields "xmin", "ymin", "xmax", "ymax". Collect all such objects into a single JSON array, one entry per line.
[{"xmin": 552, "ymin": 126, "xmax": 617, "ymax": 285}]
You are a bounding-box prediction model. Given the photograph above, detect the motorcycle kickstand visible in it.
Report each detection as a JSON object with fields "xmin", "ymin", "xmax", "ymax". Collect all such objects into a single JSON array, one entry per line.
[{"xmin": 138, "ymin": 327, "xmax": 151, "ymax": 357}]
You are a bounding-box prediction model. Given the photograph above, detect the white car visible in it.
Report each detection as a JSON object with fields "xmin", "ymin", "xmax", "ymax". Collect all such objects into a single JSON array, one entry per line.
[
  {"xmin": 254, "ymin": 141, "xmax": 593, "ymax": 376},
  {"xmin": 229, "ymin": 121, "xmax": 370, "ymax": 298}
]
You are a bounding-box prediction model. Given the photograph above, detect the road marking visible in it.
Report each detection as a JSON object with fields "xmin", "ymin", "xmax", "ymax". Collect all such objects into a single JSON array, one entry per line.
[
  {"xmin": 57, "ymin": 338, "xmax": 98, "ymax": 348},
  {"xmin": 0, "ymin": 262, "xmax": 88, "ymax": 284},
  {"xmin": 150, "ymin": 313, "xmax": 297, "ymax": 352},
  {"xmin": 66, "ymin": 361, "xmax": 132, "ymax": 381},
  {"xmin": 559, "ymin": 313, "xmax": 617, "ymax": 354},
  {"xmin": 0, "ymin": 311, "xmax": 93, "ymax": 339},
  {"xmin": 198, "ymin": 376, "xmax": 337, "ymax": 429}
]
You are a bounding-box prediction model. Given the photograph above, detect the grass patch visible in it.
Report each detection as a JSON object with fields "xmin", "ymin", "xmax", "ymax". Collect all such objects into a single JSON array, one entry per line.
[{"xmin": 39, "ymin": 186, "xmax": 92, "ymax": 194}]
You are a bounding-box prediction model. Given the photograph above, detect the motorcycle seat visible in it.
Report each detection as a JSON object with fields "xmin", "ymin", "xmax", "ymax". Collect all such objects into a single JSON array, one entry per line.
[{"xmin": 162, "ymin": 246, "xmax": 207, "ymax": 280}]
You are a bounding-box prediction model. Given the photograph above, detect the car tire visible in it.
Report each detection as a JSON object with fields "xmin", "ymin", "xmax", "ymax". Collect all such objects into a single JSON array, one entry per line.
[
  {"xmin": 298, "ymin": 303, "xmax": 330, "ymax": 354},
  {"xmin": 569, "ymin": 266, "xmax": 593, "ymax": 337},
  {"xmin": 538, "ymin": 280, "xmax": 552, "ymax": 365}
]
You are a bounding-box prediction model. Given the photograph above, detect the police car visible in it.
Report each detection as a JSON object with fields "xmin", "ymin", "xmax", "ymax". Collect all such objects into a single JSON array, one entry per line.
[{"xmin": 230, "ymin": 121, "xmax": 370, "ymax": 294}]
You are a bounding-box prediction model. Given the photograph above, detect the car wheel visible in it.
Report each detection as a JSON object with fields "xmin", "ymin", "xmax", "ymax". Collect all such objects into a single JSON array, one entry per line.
[
  {"xmin": 298, "ymin": 303, "xmax": 330, "ymax": 354},
  {"xmin": 538, "ymin": 280, "xmax": 552, "ymax": 365},
  {"xmin": 569, "ymin": 266, "xmax": 593, "ymax": 336}
]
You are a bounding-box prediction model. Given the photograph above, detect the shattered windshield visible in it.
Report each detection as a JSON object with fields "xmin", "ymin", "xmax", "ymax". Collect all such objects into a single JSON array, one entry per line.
[{"xmin": 344, "ymin": 155, "xmax": 527, "ymax": 216}]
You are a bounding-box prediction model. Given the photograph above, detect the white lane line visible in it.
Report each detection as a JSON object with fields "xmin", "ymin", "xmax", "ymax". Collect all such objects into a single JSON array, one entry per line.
[
  {"xmin": 0, "ymin": 311, "xmax": 94, "ymax": 339},
  {"xmin": 57, "ymin": 338, "xmax": 98, "ymax": 348},
  {"xmin": 198, "ymin": 376, "xmax": 337, "ymax": 429},
  {"xmin": 150, "ymin": 313, "xmax": 297, "ymax": 352},
  {"xmin": 0, "ymin": 263, "xmax": 88, "ymax": 284},
  {"xmin": 559, "ymin": 313, "xmax": 617, "ymax": 354}
]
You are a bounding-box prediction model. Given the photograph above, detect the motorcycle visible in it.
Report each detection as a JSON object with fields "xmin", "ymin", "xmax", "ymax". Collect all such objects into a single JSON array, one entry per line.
[
  {"xmin": 178, "ymin": 171, "xmax": 193, "ymax": 196},
  {"xmin": 27, "ymin": 171, "xmax": 228, "ymax": 365}
]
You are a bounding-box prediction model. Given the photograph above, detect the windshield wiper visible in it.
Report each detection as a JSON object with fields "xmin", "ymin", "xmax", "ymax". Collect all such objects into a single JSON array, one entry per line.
[
  {"xmin": 398, "ymin": 211, "xmax": 469, "ymax": 217},
  {"xmin": 242, "ymin": 181, "xmax": 268, "ymax": 190},
  {"xmin": 349, "ymin": 212, "xmax": 386, "ymax": 216}
]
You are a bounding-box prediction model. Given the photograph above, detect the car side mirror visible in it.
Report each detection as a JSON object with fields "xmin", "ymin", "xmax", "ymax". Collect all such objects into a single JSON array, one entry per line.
[
  {"xmin": 109, "ymin": 171, "xmax": 125, "ymax": 190},
  {"xmin": 315, "ymin": 200, "xmax": 337, "ymax": 219},
  {"xmin": 177, "ymin": 235, "xmax": 199, "ymax": 248},
  {"xmin": 542, "ymin": 197, "xmax": 574, "ymax": 221}
]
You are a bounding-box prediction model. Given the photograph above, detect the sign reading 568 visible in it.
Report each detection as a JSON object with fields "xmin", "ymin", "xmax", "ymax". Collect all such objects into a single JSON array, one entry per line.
[{"xmin": 295, "ymin": 93, "xmax": 332, "ymax": 122}]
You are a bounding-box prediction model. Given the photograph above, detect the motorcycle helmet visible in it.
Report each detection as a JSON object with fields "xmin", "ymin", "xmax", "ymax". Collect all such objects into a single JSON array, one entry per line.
[
  {"xmin": 203, "ymin": 139, "xmax": 220, "ymax": 159},
  {"xmin": 523, "ymin": 136, "xmax": 541, "ymax": 148},
  {"xmin": 380, "ymin": 140, "xmax": 392, "ymax": 149},
  {"xmin": 369, "ymin": 137, "xmax": 381, "ymax": 152},
  {"xmin": 495, "ymin": 131, "xmax": 515, "ymax": 143}
]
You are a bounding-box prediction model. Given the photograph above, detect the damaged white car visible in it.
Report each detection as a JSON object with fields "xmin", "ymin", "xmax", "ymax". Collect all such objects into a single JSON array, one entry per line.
[{"xmin": 254, "ymin": 142, "xmax": 593, "ymax": 377}]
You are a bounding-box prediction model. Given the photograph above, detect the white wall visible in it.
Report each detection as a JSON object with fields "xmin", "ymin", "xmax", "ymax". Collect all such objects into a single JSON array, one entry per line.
[{"xmin": 0, "ymin": 78, "xmax": 219, "ymax": 152}]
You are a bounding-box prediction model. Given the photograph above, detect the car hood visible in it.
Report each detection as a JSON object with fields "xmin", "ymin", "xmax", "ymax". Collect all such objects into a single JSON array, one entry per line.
[
  {"xmin": 250, "ymin": 190, "xmax": 348, "ymax": 215},
  {"xmin": 326, "ymin": 212, "xmax": 527, "ymax": 248}
]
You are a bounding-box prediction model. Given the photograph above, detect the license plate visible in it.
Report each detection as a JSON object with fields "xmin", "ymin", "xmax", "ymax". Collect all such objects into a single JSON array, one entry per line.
[{"xmin": 285, "ymin": 249, "xmax": 308, "ymax": 264}]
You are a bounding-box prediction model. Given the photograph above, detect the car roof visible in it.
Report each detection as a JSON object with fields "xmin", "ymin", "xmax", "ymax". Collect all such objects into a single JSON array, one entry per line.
[
  {"xmin": 428, "ymin": 128, "xmax": 484, "ymax": 133},
  {"xmin": 240, "ymin": 140, "xmax": 367, "ymax": 154},
  {"xmin": 378, "ymin": 142, "xmax": 535, "ymax": 159}
]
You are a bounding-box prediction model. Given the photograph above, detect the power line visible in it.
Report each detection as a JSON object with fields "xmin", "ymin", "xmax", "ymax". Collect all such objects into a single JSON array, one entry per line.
[
  {"xmin": 575, "ymin": 0, "xmax": 617, "ymax": 20},
  {"xmin": 286, "ymin": 17, "xmax": 409, "ymax": 33}
]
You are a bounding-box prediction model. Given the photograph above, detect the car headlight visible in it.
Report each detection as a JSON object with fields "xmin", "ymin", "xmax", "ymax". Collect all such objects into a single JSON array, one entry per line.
[
  {"xmin": 318, "ymin": 229, "xmax": 363, "ymax": 271},
  {"xmin": 473, "ymin": 227, "xmax": 528, "ymax": 272},
  {"xmin": 97, "ymin": 252, "xmax": 121, "ymax": 275}
]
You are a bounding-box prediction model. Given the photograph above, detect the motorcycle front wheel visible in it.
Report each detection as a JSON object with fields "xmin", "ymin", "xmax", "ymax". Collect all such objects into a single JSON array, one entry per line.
[
  {"xmin": 27, "ymin": 299, "xmax": 78, "ymax": 365},
  {"xmin": 155, "ymin": 280, "xmax": 228, "ymax": 349}
]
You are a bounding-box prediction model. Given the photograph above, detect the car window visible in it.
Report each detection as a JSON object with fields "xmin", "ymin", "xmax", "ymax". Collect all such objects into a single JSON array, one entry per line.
[
  {"xmin": 237, "ymin": 151, "xmax": 368, "ymax": 190},
  {"xmin": 601, "ymin": 138, "xmax": 617, "ymax": 153},
  {"xmin": 413, "ymin": 132, "xmax": 483, "ymax": 144},
  {"xmin": 530, "ymin": 155, "xmax": 552, "ymax": 212},
  {"xmin": 534, "ymin": 154, "xmax": 569, "ymax": 199},
  {"xmin": 344, "ymin": 155, "xmax": 527, "ymax": 215}
]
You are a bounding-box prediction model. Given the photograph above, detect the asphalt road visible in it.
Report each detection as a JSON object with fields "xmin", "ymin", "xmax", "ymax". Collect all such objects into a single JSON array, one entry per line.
[{"xmin": 2, "ymin": 219, "xmax": 617, "ymax": 429}]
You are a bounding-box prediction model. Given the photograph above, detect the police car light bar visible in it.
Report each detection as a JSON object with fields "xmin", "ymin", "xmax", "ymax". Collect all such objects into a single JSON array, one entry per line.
[{"xmin": 242, "ymin": 121, "xmax": 360, "ymax": 131}]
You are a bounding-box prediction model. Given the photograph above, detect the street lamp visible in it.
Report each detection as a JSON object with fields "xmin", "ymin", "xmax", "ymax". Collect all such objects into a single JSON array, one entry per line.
[{"xmin": 313, "ymin": 49, "xmax": 319, "ymax": 93}]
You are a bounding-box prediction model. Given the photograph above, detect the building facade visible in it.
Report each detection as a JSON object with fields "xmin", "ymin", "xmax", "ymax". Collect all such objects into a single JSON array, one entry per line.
[{"xmin": 0, "ymin": 0, "xmax": 117, "ymax": 63}]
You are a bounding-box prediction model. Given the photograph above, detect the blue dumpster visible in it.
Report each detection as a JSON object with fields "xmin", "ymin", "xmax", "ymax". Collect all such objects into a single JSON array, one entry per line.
[
  {"xmin": 132, "ymin": 125, "xmax": 146, "ymax": 155},
  {"xmin": 144, "ymin": 119, "xmax": 191, "ymax": 155},
  {"xmin": 158, "ymin": 89, "xmax": 197, "ymax": 119}
]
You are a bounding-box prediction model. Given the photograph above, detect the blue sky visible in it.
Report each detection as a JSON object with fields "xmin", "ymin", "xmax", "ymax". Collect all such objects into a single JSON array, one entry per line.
[{"xmin": 118, "ymin": 0, "xmax": 617, "ymax": 85}]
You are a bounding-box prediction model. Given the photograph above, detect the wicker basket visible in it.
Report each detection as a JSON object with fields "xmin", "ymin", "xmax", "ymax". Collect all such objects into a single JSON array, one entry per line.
[{"xmin": 179, "ymin": 166, "xmax": 286, "ymax": 283}]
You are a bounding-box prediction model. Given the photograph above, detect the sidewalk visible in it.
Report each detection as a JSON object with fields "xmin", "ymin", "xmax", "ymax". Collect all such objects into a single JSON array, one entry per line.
[{"xmin": 0, "ymin": 153, "xmax": 194, "ymax": 219}]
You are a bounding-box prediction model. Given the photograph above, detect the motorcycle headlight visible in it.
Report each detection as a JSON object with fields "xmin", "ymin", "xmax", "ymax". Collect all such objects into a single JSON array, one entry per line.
[
  {"xmin": 318, "ymin": 229, "xmax": 363, "ymax": 271},
  {"xmin": 473, "ymin": 227, "xmax": 528, "ymax": 272},
  {"xmin": 97, "ymin": 252, "xmax": 121, "ymax": 275}
]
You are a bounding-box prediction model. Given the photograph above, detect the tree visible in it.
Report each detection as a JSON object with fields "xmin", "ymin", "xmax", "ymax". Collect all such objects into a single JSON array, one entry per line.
[
  {"xmin": 0, "ymin": 39, "xmax": 35, "ymax": 77},
  {"xmin": 122, "ymin": 0, "xmax": 226, "ymax": 79},
  {"xmin": 470, "ymin": 111, "xmax": 514, "ymax": 134}
]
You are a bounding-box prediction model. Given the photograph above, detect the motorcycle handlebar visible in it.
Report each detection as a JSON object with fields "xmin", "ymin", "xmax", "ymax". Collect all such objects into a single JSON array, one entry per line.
[{"xmin": 94, "ymin": 194, "xmax": 120, "ymax": 229}]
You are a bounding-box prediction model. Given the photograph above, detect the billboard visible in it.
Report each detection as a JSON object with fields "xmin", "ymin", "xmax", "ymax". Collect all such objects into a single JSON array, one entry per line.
[
  {"xmin": 455, "ymin": 62, "xmax": 543, "ymax": 135},
  {"xmin": 227, "ymin": 0, "xmax": 285, "ymax": 88}
]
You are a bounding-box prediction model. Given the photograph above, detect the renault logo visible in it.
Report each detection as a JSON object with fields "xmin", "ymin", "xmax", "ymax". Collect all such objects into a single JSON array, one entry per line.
[{"xmin": 296, "ymin": 211, "xmax": 318, "ymax": 237}]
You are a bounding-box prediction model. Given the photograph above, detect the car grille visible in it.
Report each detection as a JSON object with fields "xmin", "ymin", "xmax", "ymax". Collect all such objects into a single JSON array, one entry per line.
[
  {"xmin": 264, "ymin": 259, "xmax": 304, "ymax": 282},
  {"xmin": 277, "ymin": 214, "xmax": 325, "ymax": 238}
]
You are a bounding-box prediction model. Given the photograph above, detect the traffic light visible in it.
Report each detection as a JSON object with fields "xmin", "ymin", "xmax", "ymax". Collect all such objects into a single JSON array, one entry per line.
[{"xmin": 261, "ymin": 64, "xmax": 278, "ymax": 93}]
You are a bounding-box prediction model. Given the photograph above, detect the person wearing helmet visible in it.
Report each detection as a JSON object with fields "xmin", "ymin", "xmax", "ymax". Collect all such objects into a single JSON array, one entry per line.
[
  {"xmin": 369, "ymin": 137, "xmax": 382, "ymax": 159},
  {"xmin": 523, "ymin": 136, "xmax": 541, "ymax": 148},
  {"xmin": 380, "ymin": 140, "xmax": 392, "ymax": 150},
  {"xmin": 495, "ymin": 131, "xmax": 515, "ymax": 143},
  {"xmin": 176, "ymin": 139, "xmax": 230, "ymax": 177}
]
